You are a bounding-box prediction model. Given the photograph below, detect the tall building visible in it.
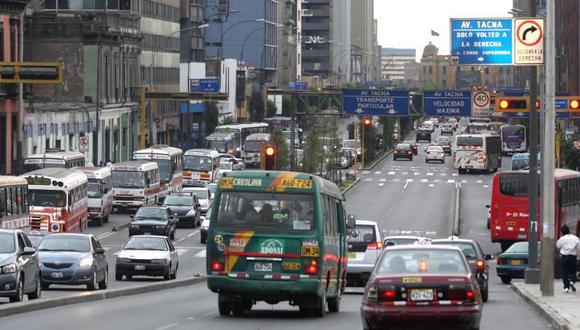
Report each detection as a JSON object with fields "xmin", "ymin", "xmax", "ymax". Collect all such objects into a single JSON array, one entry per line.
[
  {"xmin": 554, "ymin": 0, "xmax": 580, "ymax": 95},
  {"xmin": 350, "ymin": 0, "xmax": 375, "ymax": 83},
  {"xmin": 381, "ymin": 48, "xmax": 416, "ymax": 85},
  {"xmin": 276, "ymin": 0, "xmax": 299, "ymax": 88},
  {"xmin": 301, "ymin": 0, "xmax": 351, "ymax": 85}
]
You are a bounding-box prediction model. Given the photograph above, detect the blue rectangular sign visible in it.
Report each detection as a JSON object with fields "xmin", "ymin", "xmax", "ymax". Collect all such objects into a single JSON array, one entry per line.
[
  {"xmin": 555, "ymin": 98, "xmax": 568, "ymax": 110},
  {"xmin": 342, "ymin": 89, "xmax": 409, "ymax": 116},
  {"xmin": 451, "ymin": 18, "xmax": 513, "ymax": 65},
  {"xmin": 288, "ymin": 81, "xmax": 308, "ymax": 90},
  {"xmin": 190, "ymin": 78, "xmax": 220, "ymax": 93},
  {"xmin": 424, "ymin": 90, "xmax": 472, "ymax": 117}
]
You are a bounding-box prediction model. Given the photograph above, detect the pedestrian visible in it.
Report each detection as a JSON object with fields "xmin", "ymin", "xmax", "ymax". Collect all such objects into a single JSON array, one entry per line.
[{"xmin": 556, "ymin": 224, "xmax": 580, "ymax": 293}]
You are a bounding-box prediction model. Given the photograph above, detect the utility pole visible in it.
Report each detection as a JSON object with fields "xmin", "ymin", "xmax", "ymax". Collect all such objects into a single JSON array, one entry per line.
[
  {"xmin": 525, "ymin": 0, "xmax": 540, "ymax": 285},
  {"xmin": 540, "ymin": 0, "xmax": 556, "ymax": 296}
]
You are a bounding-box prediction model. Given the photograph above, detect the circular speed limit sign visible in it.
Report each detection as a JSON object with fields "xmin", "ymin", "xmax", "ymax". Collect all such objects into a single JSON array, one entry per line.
[{"xmin": 473, "ymin": 91, "xmax": 490, "ymax": 108}]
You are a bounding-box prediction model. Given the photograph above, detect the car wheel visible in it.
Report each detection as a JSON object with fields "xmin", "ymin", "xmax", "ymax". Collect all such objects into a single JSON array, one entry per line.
[
  {"xmin": 218, "ymin": 293, "xmax": 232, "ymax": 316},
  {"xmin": 115, "ymin": 272, "xmax": 123, "ymax": 281},
  {"xmin": 500, "ymin": 276, "xmax": 512, "ymax": 285},
  {"xmin": 171, "ymin": 263, "xmax": 178, "ymax": 280},
  {"xmin": 327, "ymin": 289, "xmax": 341, "ymax": 313},
  {"xmin": 9, "ymin": 277, "xmax": 24, "ymax": 303},
  {"xmin": 98, "ymin": 268, "xmax": 108, "ymax": 289},
  {"xmin": 164, "ymin": 265, "xmax": 171, "ymax": 281},
  {"xmin": 87, "ymin": 268, "xmax": 98, "ymax": 291},
  {"xmin": 313, "ymin": 291, "xmax": 327, "ymax": 318},
  {"xmin": 487, "ymin": 219, "xmax": 490, "ymax": 230},
  {"xmin": 481, "ymin": 283, "xmax": 489, "ymax": 302},
  {"xmin": 28, "ymin": 274, "xmax": 42, "ymax": 300}
]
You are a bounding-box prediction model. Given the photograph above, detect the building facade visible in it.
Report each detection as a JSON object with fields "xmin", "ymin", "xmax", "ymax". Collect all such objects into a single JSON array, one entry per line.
[
  {"xmin": 350, "ymin": 0, "xmax": 375, "ymax": 84},
  {"xmin": 381, "ymin": 48, "xmax": 416, "ymax": 86},
  {"xmin": 276, "ymin": 0, "xmax": 298, "ymax": 88}
]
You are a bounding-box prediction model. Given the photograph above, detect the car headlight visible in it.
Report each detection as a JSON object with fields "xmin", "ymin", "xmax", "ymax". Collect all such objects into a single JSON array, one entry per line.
[
  {"xmin": 157, "ymin": 225, "xmax": 166, "ymax": 230},
  {"xmin": 117, "ymin": 257, "xmax": 130, "ymax": 264},
  {"xmin": 151, "ymin": 259, "xmax": 168, "ymax": 265},
  {"xmin": 201, "ymin": 225, "xmax": 209, "ymax": 231},
  {"xmin": 79, "ymin": 257, "xmax": 93, "ymax": 267},
  {"xmin": 186, "ymin": 210, "xmax": 196, "ymax": 217},
  {"xmin": 131, "ymin": 224, "xmax": 139, "ymax": 229},
  {"xmin": 2, "ymin": 263, "xmax": 17, "ymax": 274}
]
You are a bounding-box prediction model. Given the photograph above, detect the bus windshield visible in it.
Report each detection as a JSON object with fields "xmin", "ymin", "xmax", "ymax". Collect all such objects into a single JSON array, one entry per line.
[
  {"xmin": 183, "ymin": 155, "xmax": 213, "ymax": 172},
  {"xmin": 456, "ymin": 136, "xmax": 483, "ymax": 148},
  {"xmin": 245, "ymin": 141, "xmax": 262, "ymax": 152},
  {"xmin": 29, "ymin": 189, "xmax": 66, "ymax": 207},
  {"xmin": 112, "ymin": 171, "xmax": 145, "ymax": 188},
  {"xmin": 87, "ymin": 181, "xmax": 102, "ymax": 198},
  {"xmin": 216, "ymin": 192, "xmax": 315, "ymax": 232},
  {"xmin": 499, "ymin": 173, "xmax": 539, "ymax": 197},
  {"xmin": 153, "ymin": 159, "xmax": 172, "ymax": 184},
  {"xmin": 209, "ymin": 140, "xmax": 227, "ymax": 153}
]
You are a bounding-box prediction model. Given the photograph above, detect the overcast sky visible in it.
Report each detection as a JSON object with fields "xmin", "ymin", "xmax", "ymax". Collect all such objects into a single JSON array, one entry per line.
[{"xmin": 375, "ymin": 0, "xmax": 513, "ymax": 60}]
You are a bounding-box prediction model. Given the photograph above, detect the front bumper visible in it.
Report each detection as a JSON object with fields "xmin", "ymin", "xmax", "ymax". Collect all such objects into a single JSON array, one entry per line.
[
  {"xmin": 426, "ymin": 156, "xmax": 445, "ymax": 161},
  {"xmin": 116, "ymin": 263, "xmax": 169, "ymax": 277},
  {"xmin": 113, "ymin": 199, "xmax": 144, "ymax": 208},
  {"xmin": 0, "ymin": 273, "xmax": 19, "ymax": 297},
  {"xmin": 129, "ymin": 227, "xmax": 169, "ymax": 236},
  {"xmin": 207, "ymin": 276, "xmax": 322, "ymax": 297},
  {"xmin": 183, "ymin": 178, "xmax": 208, "ymax": 187},
  {"xmin": 40, "ymin": 266, "xmax": 94, "ymax": 285},
  {"xmin": 177, "ymin": 215, "xmax": 196, "ymax": 227}
]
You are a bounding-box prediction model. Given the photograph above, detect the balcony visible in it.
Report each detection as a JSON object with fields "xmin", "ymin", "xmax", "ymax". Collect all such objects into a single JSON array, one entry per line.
[{"xmin": 0, "ymin": 0, "xmax": 30, "ymax": 13}]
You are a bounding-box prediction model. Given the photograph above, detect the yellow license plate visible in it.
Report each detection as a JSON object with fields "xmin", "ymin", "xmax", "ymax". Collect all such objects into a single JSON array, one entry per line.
[
  {"xmin": 348, "ymin": 252, "xmax": 358, "ymax": 259},
  {"xmin": 301, "ymin": 246, "xmax": 320, "ymax": 257},
  {"xmin": 511, "ymin": 259, "xmax": 521, "ymax": 265}
]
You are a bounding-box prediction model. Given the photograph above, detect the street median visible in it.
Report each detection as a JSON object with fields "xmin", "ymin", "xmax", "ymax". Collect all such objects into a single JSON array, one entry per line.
[{"xmin": 0, "ymin": 276, "xmax": 206, "ymax": 318}]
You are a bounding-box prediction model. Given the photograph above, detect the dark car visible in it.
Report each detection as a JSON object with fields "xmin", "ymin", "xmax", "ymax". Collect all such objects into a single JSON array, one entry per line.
[
  {"xmin": 394, "ymin": 144, "xmax": 413, "ymax": 161},
  {"xmin": 432, "ymin": 237, "xmax": 493, "ymax": 302},
  {"xmin": 129, "ymin": 206, "xmax": 177, "ymax": 240},
  {"xmin": 162, "ymin": 193, "xmax": 201, "ymax": 228},
  {"xmin": 435, "ymin": 136, "xmax": 453, "ymax": 156},
  {"xmin": 416, "ymin": 129, "xmax": 431, "ymax": 143},
  {"xmin": 37, "ymin": 233, "xmax": 108, "ymax": 291},
  {"xmin": 495, "ymin": 241, "xmax": 561, "ymax": 284},
  {"xmin": 361, "ymin": 245, "xmax": 482, "ymax": 330},
  {"xmin": 0, "ymin": 229, "xmax": 42, "ymax": 302},
  {"xmin": 403, "ymin": 141, "xmax": 419, "ymax": 155}
]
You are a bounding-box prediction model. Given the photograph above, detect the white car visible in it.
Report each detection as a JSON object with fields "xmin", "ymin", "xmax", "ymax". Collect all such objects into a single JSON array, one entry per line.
[
  {"xmin": 182, "ymin": 187, "xmax": 213, "ymax": 215},
  {"xmin": 200, "ymin": 208, "xmax": 211, "ymax": 244},
  {"xmin": 115, "ymin": 235, "xmax": 178, "ymax": 281},
  {"xmin": 425, "ymin": 145, "xmax": 445, "ymax": 163},
  {"xmin": 429, "ymin": 117, "xmax": 439, "ymax": 127},
  {"xmin": 422, "ymin": 121, "xmax": 435, "ymax": 132},
  {"xmin": 217, "ymin": 160, "xmax": 233, "ymax": 180}
]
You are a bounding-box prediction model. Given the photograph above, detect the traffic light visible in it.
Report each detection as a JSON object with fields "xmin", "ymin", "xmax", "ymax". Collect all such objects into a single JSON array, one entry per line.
[
  {"xmin": 568, "ymin": 97, "xmax": 580, "ymax": 111},
  {"xmin": 0, "ymin": 62, "xmax": 63, "ymax": 84},
  {"xmin": 496, "ymin": 96, "xmax": 530, "ymax": 112},
  {"xmin": 263, "ymin": 145, "xmax": 277, "ymax": 170},
  {"xmin": 363, "ymin": 117, "xmax": 372, "ymax": 131}
]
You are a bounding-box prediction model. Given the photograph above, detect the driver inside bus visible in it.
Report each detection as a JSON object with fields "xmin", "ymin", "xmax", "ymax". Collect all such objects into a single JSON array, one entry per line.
[{"xmin": 259, "ymin": 203, "xmax": 274, "ymax": 224}]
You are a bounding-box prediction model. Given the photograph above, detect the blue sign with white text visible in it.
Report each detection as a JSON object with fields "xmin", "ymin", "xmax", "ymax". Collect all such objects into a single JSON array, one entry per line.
[
  {"xmin": 451, "ymin": 18, "xmax": 513, "ymax": 65},
  {"xmin": 288, "ymin": 82, "xmax": 308, "ymax": 90},
  {"xmin": 190, "ymin": 78, "xmax": 220, "ymax": 93},
  {"xmin": 424, "ymin": 90, "xmax": 472, "ymax": 117},
  {"xmin": 342, "ymin": 89, "xmax": 409, "ymax": 116}
]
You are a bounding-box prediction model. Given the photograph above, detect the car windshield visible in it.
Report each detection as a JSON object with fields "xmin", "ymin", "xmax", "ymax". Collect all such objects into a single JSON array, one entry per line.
[
  {"xmin": 220, "ymin": 162, "xmax": 233, "ymax": 170},
  {"xmin": 87, "ymin": 181, "xmax": 102, "ymax": 198},
  {"xmin": 183, "ymin": 155, "xmax": 213, "ymax": 172},
  {"xmin": 209, "ymin": 140, "xmax": 227, "ymax": 153},
  {"xmin": 123, "ymin": 237, "xmax": 168, "ymax": 251},
  {"xmin": 512, "ymin": 158, "xmax": 529, "ymax": 171},
  {"xmin": 152, "ymin": 159, "xmax": 172, "ymax": 184},
  {"xmin": 436, "ymin": 137, "xmax": 450, "ymax": 144},
  {"xmin": 0, "ymin": 232, "xmax": 15, "ymax": 253},
  {"xmin": 384, "ymin": 238, "xmax": 420, "ymax": 246},
  {"xmin": 185, "ymin": 189, "xmax": 209, "ymax": 199},
  {"xmin": 135, "ymin": 208, "xmax": 167, "ymax": 220},
  {"xmin": 27, "ymin": 235, "xmax": 45, "ymax": 248},
  {"xmin": 456, "ymin": 136, "xmax": 483, "ymax": 147},
  {"xmin": 348, "ymin": 224, "xmax": 376, "ymax": 243},
  {"xmin": 38, "ymin": 236, "xmax": 90, "ymax": 252},
  {"xmin": 396, "ymin": 144, "xmax": 411, "ymax": 150},
  {"xmin": 112, "ymin": 171, "xmax": 145, "ymax": 189},
  {"xmin": 216, "ymin": 192, "xmax": 315, "ymax": 232},
  {"xmin": 376, "ymin": 249, "xmax": 468, "ymax": 275},
  {"xmin": 427, "ymin": 147, "xmax": 443, "ymax": 152},
  {"xmin": 245, "ymin": 141, "xmax": 263, "ymax": 152},
  {"xmin": 432, "ymin": 241, "xmax": 477, "ymax": 259},
  {"xmin": 163, "ymin": 196, "xmax": 192, "ymax": 206},
  {"xmin": 505, "ymin": 242, "xmax": 529, "ymax": 253},
  {"xmin": 29, "ymin": 189, "xmax": 67, "ymax": 208}
]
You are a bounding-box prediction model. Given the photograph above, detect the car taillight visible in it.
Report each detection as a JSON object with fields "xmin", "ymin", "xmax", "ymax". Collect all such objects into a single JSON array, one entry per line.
[
  {"xmin": 367, "ymin": 241, "xmax": 384, "ymax": 250},
  {"xmin": 201, "ymin": 172, "xmax": 210, "ymax": 179},
  {"xmin": 476, "ymin": 259, "xmax": 486, "ymax": 272},
  {"xmin": 482, "ymin": 153, "xmax": 488, "ymax": 161},
  {"xmin": 496, "ymin": 257, "xmax": 505, "ymax": 265},
  {"xmin": 380, "ymin": 289, "xmax": 397, "ymax": 301},
  {"xmin": 407, "ymin": 151, "xmax": 412, "ymax": 155},
  {"xmin": 210, "ymin": 261, "xmax": 224, "ymax": 272},
  {"xmin": 305, "ymin": 259, "xmax": 318, "ymax": 275}
]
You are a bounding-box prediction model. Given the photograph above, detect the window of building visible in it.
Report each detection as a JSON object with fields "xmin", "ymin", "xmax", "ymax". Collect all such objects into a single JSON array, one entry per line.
[{"xmin": 428, "ymin": 66, "xmax": 433, "ymax": 74}]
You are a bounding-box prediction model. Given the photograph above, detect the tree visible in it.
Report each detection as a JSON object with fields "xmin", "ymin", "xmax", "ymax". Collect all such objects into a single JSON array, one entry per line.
[
  {"xmin": 267, "ymin": 100, "xmax": 277, "ymax": 118},
  {"xmin": 282, "ymin": 95, "xmax": 292, "ymax": 117},
  {"xmin": 203, "ymin": 101, "xmax": 219, "ymax": 135},
  {"xmin": 269, "ymin": 128, "xmax": 289, "ymax": 170},
  {"xmin": 249, "ymin": 92, "xmax": 265, "ymax": 122},
  {"xmin": 301, "ymin": 128, "xmax": 324, "ymax": 174}
]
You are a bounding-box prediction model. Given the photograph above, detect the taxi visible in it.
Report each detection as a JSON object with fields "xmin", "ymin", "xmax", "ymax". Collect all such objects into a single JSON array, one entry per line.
[{"xmin": 361, "ymin": 245, "xmax": 482, "ymax": 330}]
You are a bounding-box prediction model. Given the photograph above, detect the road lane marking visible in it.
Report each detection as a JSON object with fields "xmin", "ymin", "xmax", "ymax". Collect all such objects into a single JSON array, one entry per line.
[
  {"xmin": 462, "ymin": 180, "xmax": 468, "ymax": 183},
  {"xmin": 362, "ymin": 171, "xmax": 370, "ymax": 175},
  {"xmin": 427, "ymin": 173, "xmax": 434, "ymax": 176},
  {"xmin": 476, "ymin": 180, "xmax": 482, "ymax": 183},
  {"xmin": 448, "ymin": 179, "xmax": 455, "ymax": 183},
  {"xmin": 440, "ymin": 173, "xmax": 447, "ymax": 176},
  {"xmin": 421, "ymin": 179, "xmax": 428, "ymax": 183},
  {"xmin": 379, "ymin": 178, "xmax": 387, "ymax": 182},
  {"xmin": 378, "ymin": 183, "xmax": 385, "ymax": 187},
  {"xmin": 375, "ymin": 171, "xmax": 382, "ymax": 175},
  {"xmin": 403, "ymin": 182, "xmax": 409, "ymax": 189},
  {"xmin": 406, "ymin": 179, "xmax": 414, "ymax": 182},
  {"xmin": 414, "ymin": 172, "xmax": 420, "ymax": 176},
  {"xmin": 392, "ymin": 179, "xmax": 401, "ymax": 182},
  {"xmin": 195, "ymin": 250, "xmax": 206, "ymax": 258},
  {"xmin": 97, "ymin": 231, "xmax": 118, "ymax": 240},
  {"xmin": 176, "ymin": 248, "xmax": 189, "ymax": 256},
  {"xmin": 155, "ymin": 323, "xmax": 179, "ymax": 330},
  {"xmin": 434, "ymin": 179, "xmax": 441, "ymax": 183},
  {"xmin": 174, "ymin": 229, "xmax": 200, "ymax": 244},
  {"xmin": 388, "ymin": 171, "xmax": 396, "ymax": 175},
  {"xmin": 452, "ymin": 173, "xmax": 458, "ymax": 176},
  {"xmin": 429, "ymin": 184, "xmax": 435, "ymax": 187},
  {"xmin": 364, "ymin": 178, "xmax": 372, "ymax": 182},
  {"xmin": 483, "ymin": 185, "xmax": 489, "ymax": 188}
]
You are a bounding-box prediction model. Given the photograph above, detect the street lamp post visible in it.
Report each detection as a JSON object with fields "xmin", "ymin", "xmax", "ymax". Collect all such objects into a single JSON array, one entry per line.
[{"xmin": 218, "ymin": 18, "xmax": 265, "ymax": 59}]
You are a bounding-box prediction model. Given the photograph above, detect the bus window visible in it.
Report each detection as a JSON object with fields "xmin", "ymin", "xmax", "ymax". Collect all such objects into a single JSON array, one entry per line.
[
  {"xmin": 30, "ymin": 189, "xmax": 66, "ymax": 208},
  {"xmin": 112, "ymin": 171, "xmax": 144, "ymax": 188}
]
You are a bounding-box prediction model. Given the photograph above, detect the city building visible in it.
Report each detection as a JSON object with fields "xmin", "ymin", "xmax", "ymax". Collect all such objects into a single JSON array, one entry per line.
[
  {"xmin": 276, "ymin": 0, "xmax": 299, "ymax": 88},
  {"xmin": 350, "ymin": 0, "xmax": 376, "ymax": 84},
  {"xmin": 381, "ymin": 48, "xmax": 416, "ymax": 85},
  {"xmin": 553, "ymin": 0, "xmax": 580, "ymax": 96}
]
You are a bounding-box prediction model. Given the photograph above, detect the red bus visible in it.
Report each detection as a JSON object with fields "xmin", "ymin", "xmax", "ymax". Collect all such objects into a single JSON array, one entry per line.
[{"xmin": 489, "ymin": 169, "xmax": 580, "ymax": 251}]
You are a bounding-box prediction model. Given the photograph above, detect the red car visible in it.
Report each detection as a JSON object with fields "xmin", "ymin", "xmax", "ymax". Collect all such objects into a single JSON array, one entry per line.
[{"xmin": 361, "ymin": 245, "xmax": 482, "ymax": 330}]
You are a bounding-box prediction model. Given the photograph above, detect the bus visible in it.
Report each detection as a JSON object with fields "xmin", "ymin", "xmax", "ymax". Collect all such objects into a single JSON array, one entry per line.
[
  {"xmin": 22, "ymin": 168, "xmax": 88, "ymax": 233},
  {"xmin": 206, "ymin": 170, "xmax": 353, "ymax": 317},
  {"xmin": 23, "ymin": 151, "xmax": 86, "ymax": 173},
  {"xmin": 465, "ymin": 122, "xmax": 491, "ymax": 134},
  {"xmin": 206, "ymin": 132, "xmax": 239, "ymax": 155},
  {"xmin": 77, "ymin": 167, "xmax": 113, "ymax": 226},
  {"xmin": 133, "ymin": 145, "xmax": 183, "ymax": 200},
  {"xmin": 263, "ymin": 117, "xmax": 291, "ymax": 130},
  {"xmin": 489, "ymin": 169, "xmax": 580, "ymax": 251},
  {"xmin": 500, "ymin": 124, "xmax": 527, "ymax": 154},
  {"xmin": 111, "ymin": 161, "xmax": 160, "ymax": 211},
  {"xmin": 243, "ymin": 133, "xmax": 271, "ymax": 168},
  {"xmin": 214, "ymin": 123, "xmax": 270, "ymax": 156},
  {"xmin": 453, "ymin": 133, "xmax": 502, "ymax": 174},
  {"xmin": 0, "ymin": 176, "xmax": 30, "ymax": 230},
  {"xmin": 183, "ymin": 149, "xmax": 220, "ymax": 187}
]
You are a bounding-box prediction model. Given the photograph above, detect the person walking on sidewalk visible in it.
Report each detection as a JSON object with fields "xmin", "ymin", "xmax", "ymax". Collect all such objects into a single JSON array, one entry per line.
[{"xmin": 556, "ymin": 224, "xmax": 580, "ymax": 293}]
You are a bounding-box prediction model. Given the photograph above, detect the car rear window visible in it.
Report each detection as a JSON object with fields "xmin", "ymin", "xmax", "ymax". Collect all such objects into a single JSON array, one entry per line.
[
  {"xmin": 376, "ymin": 249, "xmax": 468, "ymax": 275},
  {"xmin": 348, "ymin": 224, "xmax": 377, "ymax": 243},
  {"xmin": 432, "ymin": 241, "xmax": 477, "ymax": 259}
]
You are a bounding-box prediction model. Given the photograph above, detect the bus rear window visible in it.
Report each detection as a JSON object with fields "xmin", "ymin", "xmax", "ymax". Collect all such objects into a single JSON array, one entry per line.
[
  {"xmin": 499, "ymin": 173, "xmax": 539, "ymax": 197},
  {"xmin": 216, "ymin": 192, "xmax": 315, "ymax": 232},
  {"xmin": 456, "ymin": 137, "xmax": 483, "ymax": 147}
]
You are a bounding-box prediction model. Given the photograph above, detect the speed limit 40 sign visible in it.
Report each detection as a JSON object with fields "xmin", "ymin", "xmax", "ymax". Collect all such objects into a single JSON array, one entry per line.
[{"xmin": 472, "ymin": 91, "xmax": 491, "ymax": 117}]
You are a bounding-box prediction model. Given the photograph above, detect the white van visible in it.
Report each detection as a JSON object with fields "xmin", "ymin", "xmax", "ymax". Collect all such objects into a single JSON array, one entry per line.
[{"xmin": 77, "ymin": 167, "xmax": 113, "ymax": 226}]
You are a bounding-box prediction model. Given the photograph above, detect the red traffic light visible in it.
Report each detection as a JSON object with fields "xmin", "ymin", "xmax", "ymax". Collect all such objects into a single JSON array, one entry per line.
[{"xmin": 265, "ymin": 146, "xmax": 275, "ymax": 156}]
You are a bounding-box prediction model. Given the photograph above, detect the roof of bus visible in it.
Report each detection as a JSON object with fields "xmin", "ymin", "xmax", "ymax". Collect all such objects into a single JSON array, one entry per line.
[
  {"xmin": 25, "ymin": 151, "xmax": 85, "ymax": 160},
  {"xmin": 21, "ymin": 168, "xmax": 87, "ymax": 183},
  {"xmin": 219, "ymin": 170, "xmax": 344, "ymax": 200},
  {"xmin": 184, "ymin": 148, "xmax": 220, "ymax": 156},
  {"xmin": 215, "ymin": 123, "xmax": 269, "ymax": 131},
  {"xmin": 76, "ymin": 166, "xmax": 112, "ymax": 178},
  {"xmin": 456, "ymin": 133, "xmax": 498, "ymax": 138},
  {"xmin": 245, "ymin": 133, "xmax": 271, "ymax": 141},
  {"xmin": 133, "ymin": 145, "xmax": 183, "ymax": 156},
  {"xmin": 499, "ymin": 168, "xmax": 580, "ymax": 179},
  {"xmin": 111, "ymin": 160, "xmax": 158, "ymax": 171},
  {"xmin": 0, "ymin": 176, "xmax": 28, "ymax": 186}
]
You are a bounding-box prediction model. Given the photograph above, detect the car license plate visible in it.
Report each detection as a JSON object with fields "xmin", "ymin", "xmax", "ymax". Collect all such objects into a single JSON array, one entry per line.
[
  {"xmin": 254, "ymin": 262, "xmax": 272, "ymax": 272},
  {"xmin": 50, "ymin": 272, "xmax": 63, "ymax": 279},
  {"xmin": 410, "ymin": 289, "xmax": 434, "ymax": 301},
  {"xmin": 511, "ymin": 259, "xmax": 521, "ymax": 266},
  {"xmin": 135, "ymin": 265, "xmax": 146, "ymax": 271},
  {"xmin": 348, "ymin": 252, "xmax": 358, "ymax": 260}
]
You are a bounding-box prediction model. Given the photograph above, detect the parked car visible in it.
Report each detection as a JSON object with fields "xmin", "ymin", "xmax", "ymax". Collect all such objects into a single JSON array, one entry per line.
[
  {"xmin": 496, "ymin": 241, "xmax": 546, "ymax": 284},
  {"xmin": 37, "ymin": 233, "xmax": 108, "ymax": 291},
  {"xmin": 432, "ymin": 237, "xmax": 493, "ymax": 302},
  {"xmin": 129, "ymin": 207, "xmax": 178, "ymax": 240},
  {"xmin": 162, "ymin": 192, "xmax": 201, "ymax": 228},
  {"xmin": 346, "ymin": 219, "xmax": 384, "ymax": 287},
  {"xmin": 115, "ymin": 235, "xmax": 178, "ymax": 281},
  {"xmin": 182, "ymin": 187, "xmax": 213, "ymax": 216},
  {"xmin": 425, "ymin": 145, "xmax": 445, "ymax": 163},
  {"xmin": 0, "ymin": 229, "xmax": 42, "ymax": 302},
  {"xmin": 416, "ymin": 129, "xmax": 432, "ymax": 143},
  {"xmin": 402, "ymin": 141, "xmax": 419, "ymax": 155},
  {"xmin": 393, "ymin": 144, "xmax": 414, "ymax": 161}
]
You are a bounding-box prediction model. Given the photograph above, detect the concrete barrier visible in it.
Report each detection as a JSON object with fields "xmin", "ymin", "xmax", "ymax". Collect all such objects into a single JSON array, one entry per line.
[
  {"xmin": 0, "ymin": 276, "xmax": 206, "ymax": 317},
  {"xmin": 452, "ymin": 182, "xmax": 461, "ymax": 236}
]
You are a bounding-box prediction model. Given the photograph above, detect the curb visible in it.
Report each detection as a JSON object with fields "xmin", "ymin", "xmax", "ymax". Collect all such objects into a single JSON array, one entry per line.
[
  {"xmin": 341, "ymin": 177, "xmax": 360, "ymax": 193},
  {"xmin": 452, "ymin": 183, "xmax": 461, "ymax": 236},
  {"xmin": 0, "ymin": 276, "xmax": 206, "ymax": 318},
  {"xmin": 511, "ymin": 283, "xmax": 570, "ymax": 330}
]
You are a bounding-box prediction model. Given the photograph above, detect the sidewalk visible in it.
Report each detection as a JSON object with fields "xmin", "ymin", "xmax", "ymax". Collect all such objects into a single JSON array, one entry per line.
[{"xmin": 512, "ymin": 281, "xmax": 580, "ymax": 330}]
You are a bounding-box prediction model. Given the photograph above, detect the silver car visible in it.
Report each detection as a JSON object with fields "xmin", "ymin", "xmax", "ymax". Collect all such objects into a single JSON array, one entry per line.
[
  {"xmin": 115, "ymin": 235, "xmax": 178, "ymax": 281},
  {"xmin": 425, "ymin": 145, "xmax": 445, "ymax": 163},
  {"xmin": 182, "ymin": 187, "xmax": 213, "ymax": 215},
  {"xmin": 346, "ymin": 219, "xmax": 383, "ymax": 287}
]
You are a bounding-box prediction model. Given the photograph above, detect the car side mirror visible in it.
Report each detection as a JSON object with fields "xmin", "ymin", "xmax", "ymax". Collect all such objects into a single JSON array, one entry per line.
[
  {"xmin": 129, "ymin": 215, "xmax": 134, "ymax": 221},
  {"xmin": 346, "ymin": 214, "xmax": 356, "ymax": 229},
  {"xmin": 95, "ymin": 248, "xmax": 106, "ymax": 254},
  {"xmin": 485, "ymin": 204, "xmax": 490, "ymax": 208},
  {"xmin": 485, "ymin": 254, "xmax": 494, "ymax": 260},
  {"xmin": 22, "ymin": 246, "xmax": 36, "ymax": 255}
]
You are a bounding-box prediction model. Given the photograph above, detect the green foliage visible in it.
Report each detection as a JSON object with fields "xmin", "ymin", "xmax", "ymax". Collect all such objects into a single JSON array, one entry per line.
[
  {"xmin": 267, "ymin": 100, "xmax": 277, "ymax": 118},
  {"xmin": 220, "ymin": 117, "xmax": 236, "ymax": 125},
  {"xmin": 269, "ymin": 128, "xmax": 289, "ymax": 170},
  {"xmin": 301, "ymin": 129, "xmax": 324, "ymax": 173},
  {"xmin": 203, "ymin": 101, "xmax": 220, "ymax": 134},
  {"xmin": 249, "ymin": 92, "xmax": 265, "ymax": 122},
  {"xmin": 282, "ymin": 95, "xmax": 292, "ymax": 116},
  {"xmin": 561, "ymin": 134, "xmax": 580, "ymax": 170}
]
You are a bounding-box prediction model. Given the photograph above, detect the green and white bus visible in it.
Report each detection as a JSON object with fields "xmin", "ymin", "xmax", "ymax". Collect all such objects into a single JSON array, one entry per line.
[{"xmin": 206, "ymin": 170, "xmax": 354, "ymax": 317}]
